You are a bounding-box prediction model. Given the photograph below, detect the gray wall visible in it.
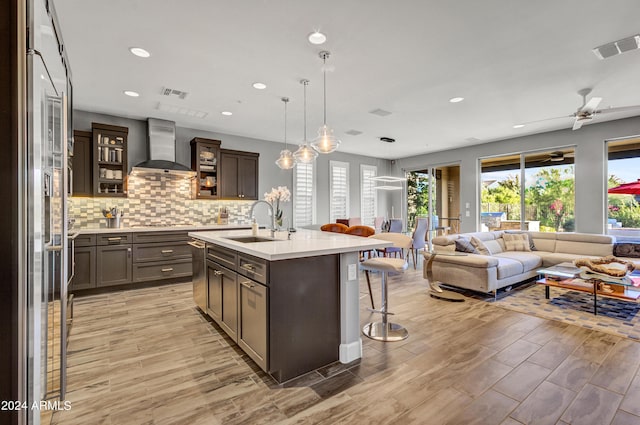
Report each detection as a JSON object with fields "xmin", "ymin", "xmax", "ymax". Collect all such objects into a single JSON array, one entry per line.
[
  {"xmin": 74, "ymin": 110, "xmax": 391, "ymax": 225},
  {"xmin": 393, "ymin": 116, "xmax": 640, "ymax": 234}
]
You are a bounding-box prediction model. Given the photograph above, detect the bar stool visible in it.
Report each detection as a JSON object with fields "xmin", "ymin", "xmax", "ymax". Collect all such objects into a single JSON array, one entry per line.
[{"xmin": 361, "ymin": 233, "xmax": 412, "ymax": 342}]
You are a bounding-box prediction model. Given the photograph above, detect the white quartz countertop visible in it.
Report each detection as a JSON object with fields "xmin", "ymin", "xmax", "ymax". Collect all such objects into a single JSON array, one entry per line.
[
  {"xmin": 188, "ymin": 228, "xmax": 392, "ymax": 261},
  {"xmin": 75, "ymin": 224, "xmax": 250, "ymax": 234}
]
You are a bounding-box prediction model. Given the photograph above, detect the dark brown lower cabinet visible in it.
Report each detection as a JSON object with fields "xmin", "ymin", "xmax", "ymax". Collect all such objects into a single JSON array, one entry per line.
[
  {"xmin": 96, "ymin": 244, "xmax": 133, "ymax": 287},
  {"xmin": 71, "ymin": 246, "xmax": 96, "ymax": 290},
  {"xmin": 238, "ymin": 278, "xmax": 268, "ymax": 371},
  {"xmin": 206, "ymin": 259, "xmax": 238, "ymax": 341}
]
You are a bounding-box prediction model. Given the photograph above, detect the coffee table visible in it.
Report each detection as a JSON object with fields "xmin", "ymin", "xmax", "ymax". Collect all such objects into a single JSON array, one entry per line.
[{"xmin": 537, "ymin": 262, "xmax": 640, "ymax": 315}]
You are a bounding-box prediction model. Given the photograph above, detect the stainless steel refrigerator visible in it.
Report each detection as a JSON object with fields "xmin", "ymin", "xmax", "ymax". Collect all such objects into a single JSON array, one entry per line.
[{"xmin": 25, "ymin": 0, "xmax": 72, "ymax": 416}]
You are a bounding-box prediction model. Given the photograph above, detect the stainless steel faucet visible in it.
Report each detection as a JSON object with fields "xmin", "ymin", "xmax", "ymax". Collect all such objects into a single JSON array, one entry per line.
[{"xmin": 249, "ymin": 200, "xmax": 276, "ymax": 238}]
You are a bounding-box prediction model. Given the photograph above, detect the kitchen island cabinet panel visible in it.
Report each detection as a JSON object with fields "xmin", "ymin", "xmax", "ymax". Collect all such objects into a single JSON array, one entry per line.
[
  {"xmin": 220, "ymin": 149, "xmax": 259, "ymax": 200},
  {"xmin": 71, "ymin": 246, "xmax": 96, "ymax": 290},
  {"xmin": 238, "ymin": 278, "xmax": 268, "ymax": 371},
  {"xmin": 96, "ymin": 244, "xmax": 133, "ymax": 287}
]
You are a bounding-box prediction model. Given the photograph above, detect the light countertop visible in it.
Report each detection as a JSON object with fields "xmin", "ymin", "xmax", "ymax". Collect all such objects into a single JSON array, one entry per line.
[
  {"xmin": 188, "ymin": 228, "xmax": 391, "ymax": 261},
  {"xmin": 74, "ymin": 224, "xmax": 251, "ymax": 234}
]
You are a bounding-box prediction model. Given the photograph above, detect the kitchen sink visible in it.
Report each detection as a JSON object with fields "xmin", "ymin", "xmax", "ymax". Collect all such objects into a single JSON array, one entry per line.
[{"xmin": 224, "ymin": 236, "xmax": 277, "ymax": 243}]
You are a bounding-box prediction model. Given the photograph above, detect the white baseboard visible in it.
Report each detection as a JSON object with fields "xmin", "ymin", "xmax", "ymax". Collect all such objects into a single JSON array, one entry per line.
[{"xmin": 339, "ymin": 339, "xmax": 362, "ymax": 363}]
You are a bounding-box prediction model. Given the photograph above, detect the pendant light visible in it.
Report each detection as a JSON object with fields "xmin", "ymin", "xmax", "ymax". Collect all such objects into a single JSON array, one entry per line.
[
  {"xmin": 293, "ymin": 79, "xmax": 318, "ymax": 164},
  {"xmin": 311, "ymin": 51, "xmax": 341, "ymax": 154},
  {"xmin": 275, "ymin": 97, "xmax": 295, "ymax": 170}
]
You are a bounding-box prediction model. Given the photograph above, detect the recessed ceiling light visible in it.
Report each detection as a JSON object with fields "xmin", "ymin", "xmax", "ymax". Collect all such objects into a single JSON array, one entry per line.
[
  {"xmin": 129, "ymin": 47, "xmax": 151, "ymax": 58},
  {"xmin": 252, "ymin": 82, "xmax": 267, "ymax": 90},
  {"xmin": 449, "ymin": 97, "xmax": 464, "ymax": 103},
  {"xmin": 123, "ymin": 90, "xmax": 140, "ymax": 97},
  {"xmin": 221, "ymin": 111, "xmax": 233, "ymax": 116},
  {"xmin": 513, "ymin": 124, "xmax": 525, "ymax": 129},
  {"xmin": 308, "ymin": 31, "xmax": 327, "ymax": 45}
]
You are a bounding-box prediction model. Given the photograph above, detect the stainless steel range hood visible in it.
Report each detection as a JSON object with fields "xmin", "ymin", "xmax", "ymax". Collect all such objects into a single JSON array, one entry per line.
[{"xmin": 130, "ymin": 118, "xmax": 196, "ymax": 177}]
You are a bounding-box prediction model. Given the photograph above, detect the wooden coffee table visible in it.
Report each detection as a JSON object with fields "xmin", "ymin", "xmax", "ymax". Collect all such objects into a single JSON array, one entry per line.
[{"xmin": 537, "ymin": 263, "xmax": 640, "ymax": 315}]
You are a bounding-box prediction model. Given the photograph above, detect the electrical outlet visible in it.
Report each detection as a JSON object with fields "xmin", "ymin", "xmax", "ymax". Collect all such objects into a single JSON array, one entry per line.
[
  {"xmin": 465, "ymin": 202, "xmax": 470, "ymax": 208},
  {"xmin": 465, "ymin": 211, "xmax": 470, "ymax": 217},
  {"xmin": 348, "ymin": 264, "xmax": 357, "ymax": 280}
]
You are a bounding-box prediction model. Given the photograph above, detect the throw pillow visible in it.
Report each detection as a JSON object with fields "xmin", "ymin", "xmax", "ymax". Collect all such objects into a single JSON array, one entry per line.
[
  {"xmin": 505, "ymin": 231, "xmax": 537, "ymax": 251},
  {"xmin": 470, "ymin": 236, "xmax": 491, "ymax": 255},
  {"xmin": 502, "ymin": 233, "xmax": 532, "ymax": 252},
  {"xmin": 455, "ymin": 238, "xmax": 477, "ymax": 254}
]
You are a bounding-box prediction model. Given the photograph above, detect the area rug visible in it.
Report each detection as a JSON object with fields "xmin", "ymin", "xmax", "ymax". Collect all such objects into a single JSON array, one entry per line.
[{"xmin": 490, "ymin": 282, "xmax": 640, "ymax": 340}]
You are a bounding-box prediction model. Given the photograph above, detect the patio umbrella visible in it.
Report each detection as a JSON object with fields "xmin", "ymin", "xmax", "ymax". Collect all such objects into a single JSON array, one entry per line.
[{"xmin": 608, "ymin": 179, "xmax": 640, "ymax": 195}]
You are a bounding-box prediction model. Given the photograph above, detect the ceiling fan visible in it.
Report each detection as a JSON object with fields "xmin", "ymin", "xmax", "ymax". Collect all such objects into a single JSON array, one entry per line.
[
  {"xmin": 526, "ymin": 88, "xmax": 640, "ymax": 130},
  {"xmin": 542, "ymin": 150, "xmax": 575, "ymax": 162}
]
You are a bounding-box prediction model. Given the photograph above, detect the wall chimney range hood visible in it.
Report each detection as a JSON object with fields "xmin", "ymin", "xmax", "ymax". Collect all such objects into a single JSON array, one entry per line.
[{"xmin": 130, "ymin": 118, "xmax": 196, "ymax": 178}]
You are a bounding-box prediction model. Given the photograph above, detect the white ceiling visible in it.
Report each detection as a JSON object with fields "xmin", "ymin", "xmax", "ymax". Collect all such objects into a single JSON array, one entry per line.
[{"xmin": 53, "ymin": 0, "xmax": 640, "ymax": 160}]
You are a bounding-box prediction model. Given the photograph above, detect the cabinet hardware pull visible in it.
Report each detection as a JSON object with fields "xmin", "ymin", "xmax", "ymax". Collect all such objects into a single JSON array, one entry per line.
[
  {"xmin": 213, "ymin": 270, "xmax": 223, "ymax": 276},
  {"xmin": 107, "ymin": 237, "xmax": 122, "ymax": 241},
  {"xmin": 45, "ymin": 243, "xmax": 63, "ymax": 252},
  {"xmin": 241, "ymin": 263, "xmax": 255, "ymax": 270},
  {"xmin": 161, "ymin": 249, "xmax": 174, "ymax": 254},
  {"xmin": 188, "ymin": 241, "xmax": 205, "ymax": 249},
  {"xmin": 161, "ymin": 268, "xmax": 173, "ymax": 272},
  {"xmin": 240, "ymin": 281, "xmax": 255, "ymax": 289}
]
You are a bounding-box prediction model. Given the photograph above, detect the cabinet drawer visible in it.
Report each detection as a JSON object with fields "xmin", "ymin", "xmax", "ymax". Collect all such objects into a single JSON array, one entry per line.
[
  {"xmin": 238, "ymin": 253, "xmax": 268, "ymax": 285},
  {"xmin": 97, "ymin": 233, "xmax": 132, "ymax": 245},
  {"xmin": 75, "ymin": 234, "xmax": 96, "ymax": 247},
  {"xmin": 133, "ymin": 241, "xmax": 191, "ymax": 263},
  {"xmin": 206, "ymin": 244, "xmax": 237, "ymax": 270},
  {"xmin": 133, "ymin": 258, "xmax": 192, "ymax": 283},
  {"xmin": 132, "ymin": 231, "xmax": 190, "ymax": 244}
]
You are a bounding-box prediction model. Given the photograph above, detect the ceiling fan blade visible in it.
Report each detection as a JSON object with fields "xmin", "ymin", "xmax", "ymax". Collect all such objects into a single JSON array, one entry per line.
[
  {"xmin": 596, "ymin": 105, "xmax": 640, "ymax": 115},
  {"xmin": 572, "ymin": 118, "xmax": 585, "ymax": 130},
  {"xmin": 581, "ymin": 97, "xmax": 602, "ymax": 114},
  {"xmin": 521, "ymin": 114, "xmax": 574, "ymax": 125}
]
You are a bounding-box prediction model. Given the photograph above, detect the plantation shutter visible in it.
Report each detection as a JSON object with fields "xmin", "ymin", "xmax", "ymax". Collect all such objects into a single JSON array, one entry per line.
[
  {"xmin": 293, "ymin": 162, "xmax": 315, "ymax": 227},
  {"xmin": 361, "ymin": 165, "xmax": 377, "ymax": 226},
  {"xmin": 330, "ymin": 161, "xmax": 350, "ymax": 223}
]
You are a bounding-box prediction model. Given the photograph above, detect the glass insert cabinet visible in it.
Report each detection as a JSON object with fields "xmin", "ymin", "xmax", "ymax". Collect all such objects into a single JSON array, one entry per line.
[{"xmin": 191, "ymin": 137, "xmax": 221, "ymax": 199}]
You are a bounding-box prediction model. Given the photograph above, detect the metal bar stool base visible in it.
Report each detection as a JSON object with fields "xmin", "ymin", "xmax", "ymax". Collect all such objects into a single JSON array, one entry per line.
[{"xmin": 362, "ymin": 321, "xmax": 409, "ymax": 341}]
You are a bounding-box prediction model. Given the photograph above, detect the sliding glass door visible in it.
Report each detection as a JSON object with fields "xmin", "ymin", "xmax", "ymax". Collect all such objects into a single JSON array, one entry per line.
[
  {"xmin": 607, "ymin": 136, "xmax": 640, "ymax": 242},
  {"xmin": 481, "ymin": 149, "xmax": 575, "ymax": 232}
]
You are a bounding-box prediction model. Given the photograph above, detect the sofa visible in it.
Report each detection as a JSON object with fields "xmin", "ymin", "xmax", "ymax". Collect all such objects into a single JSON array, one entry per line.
[{"xmin": 425, "ymin": 230, "xmax": 640, "ymax": 296}]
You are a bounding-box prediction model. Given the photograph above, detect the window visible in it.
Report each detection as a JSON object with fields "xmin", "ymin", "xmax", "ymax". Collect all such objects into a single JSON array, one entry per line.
[
  {"xmin": 607, "ymin": 137, "xmax": 640, "ymax": 241},
  {"xmin": 480, "ymin": 148, "xmax": 575, "ymax": 232},
  {"xmin": 330, "ymin": 161, "xmax": 349, "ymax": 222},
  {"xmin": 293, "ymin": 161, "xmax": 315, "ymax": 227},
  {"xmin": 361, "ymin": 165, "xmax": 377, "ymax": 226}
]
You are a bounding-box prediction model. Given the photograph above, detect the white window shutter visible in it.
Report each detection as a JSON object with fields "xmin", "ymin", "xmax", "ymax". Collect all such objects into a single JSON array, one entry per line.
[
  {"xmin": 330, "ymin": 161, "xmax": 350, "ymax": 223},
  {"xmin": 361, "ymin": 165, "xmax": 377, "ymax": 226},
  {"xmin": 293, "ymin": 162, "xmax": 315, "ymax": 227}
]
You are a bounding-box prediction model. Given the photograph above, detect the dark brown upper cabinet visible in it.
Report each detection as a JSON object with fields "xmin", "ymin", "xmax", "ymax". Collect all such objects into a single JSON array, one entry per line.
[
  {"xmin": 220, "ymin": 149, "xmax": 259, "ymax": 200},
  {"xmin": 72, "ymin": 130, "xmax": 93, "ymax": 196},
  {"xmin": 190, "ymin": 138, "xmax": 221, "ymax": 199},
  {"xmin": 92, "ymin": 123, "xmax": 128, "ymax": 197}
]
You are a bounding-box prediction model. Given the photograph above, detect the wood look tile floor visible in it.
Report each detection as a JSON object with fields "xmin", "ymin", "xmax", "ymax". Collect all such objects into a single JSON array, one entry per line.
[{"xmin": 52, "ymin": 264, "xmax": 640, "ymax": 425}]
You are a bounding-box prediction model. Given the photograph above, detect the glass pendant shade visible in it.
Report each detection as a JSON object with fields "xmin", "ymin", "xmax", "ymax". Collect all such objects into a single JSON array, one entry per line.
[
  {"xmin": 276, "ymin": 149, "xmax": 295, "ymax": 170},
  {"xmin": 276, "ymin": 97, "xmax": 296, "ymax": 170},
  {"xmin": 311, "ymin": 124, "xmax": 340, "ymax": 153},
  {"xmin": 293, "ymin": 143, "xmax": 318, "ymax": 163},
  {"xmin": 312, "ymin": 51, "xmax": 341, "ymax": 154}
]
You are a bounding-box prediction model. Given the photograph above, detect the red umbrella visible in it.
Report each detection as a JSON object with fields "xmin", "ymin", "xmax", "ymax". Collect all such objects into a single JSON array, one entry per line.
[{"xmin": 608, "ymin": 179, "xmax": 640, "ymax": 195}]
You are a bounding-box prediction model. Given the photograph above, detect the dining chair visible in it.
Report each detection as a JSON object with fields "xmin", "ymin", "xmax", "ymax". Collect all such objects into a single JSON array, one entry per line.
[
  {"xmin": 336, "ymin": 218, "xmax": 350, "ymax": 226},
  {"xmin": 361, "ymin": 232, "xmax": 413, "ymax": 341},
  {"xmin": 320, "ymin": 223, "xmax": 349, "ymax": 233},
  {"xmin": 377, "ymin": 218, "xmax": 404, "ymax": 257},
  {"xmin": 409, "ymin": 217, "xmax": 428, "ymax": 269},
  {"xmin": 374, "ymin": 216, "xmax": 384, "ymax": 233}
]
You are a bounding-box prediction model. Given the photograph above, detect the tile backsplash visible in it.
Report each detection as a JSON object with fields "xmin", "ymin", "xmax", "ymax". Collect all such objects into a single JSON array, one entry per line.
[{"xmin": 69, "ymin": 174, "xmax": 253, "ymax": 228}]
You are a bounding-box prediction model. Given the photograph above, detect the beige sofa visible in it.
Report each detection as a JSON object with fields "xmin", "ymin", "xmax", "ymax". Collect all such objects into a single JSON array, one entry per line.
[{"xmin": 426, "ymin": 231, "xmax": 639, "ymax": 296}]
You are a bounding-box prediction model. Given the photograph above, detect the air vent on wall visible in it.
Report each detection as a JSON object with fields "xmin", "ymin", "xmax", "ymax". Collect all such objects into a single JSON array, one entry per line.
[
  {"xmin": 369, "ymin": 108, "xmax": 392, "ymax": 117},
  {"xmin": 380, "ymin": 137, "xmax": 395, "ymax": 143},
  {"xmin": 345, "ymin": 129, "xmax": 363, "ymax": 136},
  {"xmin": 161, "ymin": 87, "xmax": 189, "ymax": 99},
  {"xmin": 593, "ymin": 35, "xmax": 640, "ymax": 60}
]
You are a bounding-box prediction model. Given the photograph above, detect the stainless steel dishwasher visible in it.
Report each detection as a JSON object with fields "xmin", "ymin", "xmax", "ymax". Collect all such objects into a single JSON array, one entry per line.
[{"xmin": 189, "ymin": 239, "xmax": 206, "ymax": 311}]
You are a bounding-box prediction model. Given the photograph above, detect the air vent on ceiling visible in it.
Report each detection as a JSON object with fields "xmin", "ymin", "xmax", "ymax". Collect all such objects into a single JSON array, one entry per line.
[
  {"xmin": 593, "ymin": 34, "xmax": 640, "ymax": 60},
  {"xmin": 380, "ymin": 137, "xmax": 395, "ymax": 143},
  {"xmin": 161, "ymin": 87, "xmax": 189, "ymax": 99},
  {"xmin": 369, "ymin": 108, "xmax": 392, "ymax": 117},
  {"xmin": 156, "ymin": 102, "xmax": 208, "ymax": 118},
  {"xmin": 345, "ymin": 129, "xmax": 363, "ymax": 136}
]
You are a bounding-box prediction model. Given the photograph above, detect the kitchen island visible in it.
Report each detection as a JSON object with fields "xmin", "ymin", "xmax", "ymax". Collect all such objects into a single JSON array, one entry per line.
[{"xmin": 188, "ymin": 228, "xmax": 391, "ymax": 383}]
